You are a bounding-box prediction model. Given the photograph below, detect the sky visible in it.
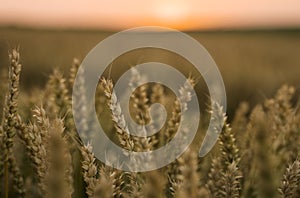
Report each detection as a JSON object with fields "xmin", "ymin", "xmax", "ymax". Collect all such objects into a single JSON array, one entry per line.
[{"xmin": 0, "ymin": 0, "xmax": 300, "ymax": 30}]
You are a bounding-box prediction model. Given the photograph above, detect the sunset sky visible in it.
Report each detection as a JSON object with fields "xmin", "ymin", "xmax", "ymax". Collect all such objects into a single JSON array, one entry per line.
[{"xmin": 0, "ymin": 0, "xmax": 300, "ymax": 30}]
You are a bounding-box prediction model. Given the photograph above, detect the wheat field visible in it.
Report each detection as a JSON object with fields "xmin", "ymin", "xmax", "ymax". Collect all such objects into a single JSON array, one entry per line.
[
  {"xmin": 1, "ymin": 28, "xmax": 300, "ymax": 115},
  {"xmin": 0, "ymin": 47, "xmax": 299, "ymax": 198}
]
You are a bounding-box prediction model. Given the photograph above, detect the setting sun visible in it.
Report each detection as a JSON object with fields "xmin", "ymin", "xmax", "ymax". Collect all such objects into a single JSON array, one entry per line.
[{"xmin": 152, "ymin": 0, "xmax": 189, "ymax": 27}]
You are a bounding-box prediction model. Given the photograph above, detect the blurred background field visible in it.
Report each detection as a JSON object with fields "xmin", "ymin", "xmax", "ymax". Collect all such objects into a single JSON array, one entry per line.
[{"xmin": 0, "ymin": 26, "xmax": 299, "ymax": 115}]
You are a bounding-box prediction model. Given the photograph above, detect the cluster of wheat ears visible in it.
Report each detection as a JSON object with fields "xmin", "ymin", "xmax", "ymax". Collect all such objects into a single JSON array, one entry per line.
[{"xmin": 0, "ymin": 48, "xmax": 299, "ymax": 198}]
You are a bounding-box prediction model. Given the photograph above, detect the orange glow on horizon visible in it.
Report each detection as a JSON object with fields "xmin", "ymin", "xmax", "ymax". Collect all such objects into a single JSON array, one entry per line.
[{"xmin": 0, "ymin": 0, "xmax": 300, "ymax": 30}]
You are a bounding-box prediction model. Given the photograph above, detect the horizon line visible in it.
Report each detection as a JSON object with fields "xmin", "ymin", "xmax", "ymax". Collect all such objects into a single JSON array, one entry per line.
[{"xmin": 1, "ymin": 23, "xmax": 300, "ymax": 33}]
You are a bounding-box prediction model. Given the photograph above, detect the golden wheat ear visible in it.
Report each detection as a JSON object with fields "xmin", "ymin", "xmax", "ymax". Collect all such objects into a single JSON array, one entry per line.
[
  {"xmin": 100, "ymin": 77, "xmax": 134, "ymax": 152},
  {"xmin": 279, "ymin": 159, "xmax": 300, "ymax": 198},
  {"xmin": 128, "ymin": 67, "xmax": 154, "ymax": 152},
  {"xmin": 92, "ymin": 171, "xmax": 114, "ymax": 198},
  {"xmin": 128, "ymin": 67, "xmax": 149, "ymax": 124},
  {"xmin": 68, "ymin": 58, "xmax": 81, "ymax": 90},
  {"xmin": 264, "ymin": 85, "xmax": 297, "ymax": 164},
  {"xmin": 252, "ymin": 106, "xmax": 277, "ymax": 198},
  {"xmin": 141, "ymin": 170, "xmax": 166, "ymax": 198},
  {"xmin": 45, "ymin": 118, "xmax": 74, "ymax": 197},
  {"xmin": 164, "ymin": 77, "xmax": 196, "ymax": 145},
  {"xmin": 175, "ymin": 148, "xmax": 202, "ymax": 198},
  {"xmin": 81, "ymin": 143, "xmax": 99, "ymax": 197},
  {"xmin": 100, "ymin": 77, "xmax": 142, "ymax": 196},
  {"xmin": 165, "ymin": 78, "xmax": 197, "ymax": 197},
  {"xmin": 16, "ymin": 106, "xmax": 49, "ymax": 195},
  {"xmin": 0, "ymin": 48, "xmax": 26, "ymax": 197},
  {"xmin": 206, "ymin": 101, "xmax": 242, "ymax": 198},
  {"xmin": 43, "ymin": 69, "xmax": 75, "ymax": 134}
]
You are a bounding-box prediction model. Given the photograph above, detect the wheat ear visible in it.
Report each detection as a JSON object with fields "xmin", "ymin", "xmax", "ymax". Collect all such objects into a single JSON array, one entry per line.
[
  {"xmin": 265, "ymin": 85, "xmax": 297, "ymax": 165},
  {"xmin": 128, "ymin": 67, "xmax": 150, "ymax": 125},
  {"xmin": 81, "ymin": 143, "xmax": 100, "ymax": 197},
  {"xmin": 45, "ymin": 118, "xmax": 74, "ymax": 198},
  {"xmin": 128, "ymin": 67, "xmax": 154, "ymax": 153},
  {"xmin": 253, "ymin": 105, "xmax": 277, "ymax": 197},
  {"xmin": 149, "ymin": 83, "xmax": 165, "ymax": 148},
  {"xmin": 165, "ymin": 78, "xmax": 196, "ymax": 196},
  {"xmin": 16, "ymin": 106, "xmax": 49, "ymax": 195},
  {"xmin": 92, "ymin": 168, "xmax": 114, "ymax": 198},
  {"xmin": 175, "ymin": 148, "xmax": 201, "ymax": 198},
  {"xmin": 100, "ymin": 77, "xmax": 134, "ymax": 151},
  {"xmin": 1, "ymin": 48, "xmax": 25, "ymax": 197},
  {"xmin": 164, "ymin": 78, "xmax": 195, "ymax": 144},
  {"xmin": 219, "ymin": 161, "xmax": 243, "ymax": 198},
  {"xmin": 279, "ymin": 159, "xmax": 300, "ymax": 198},
  {"xmin": 142, "ymin": 171, "xmax": 166, "ymax": 198},
  {"xmin": 101, "ymin": 77, "xmax": 143, "ymax": 195},
  {"xmin": 68, "ymin": 58, "xmax": 80, "ymax": 89},
  {"xmin": 207, "ymin": 101, "xmax": 242, "ymax": 197},
  {"xmin": 207, "ymin": 157, "xmax": 223, "ymax": 197}
]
